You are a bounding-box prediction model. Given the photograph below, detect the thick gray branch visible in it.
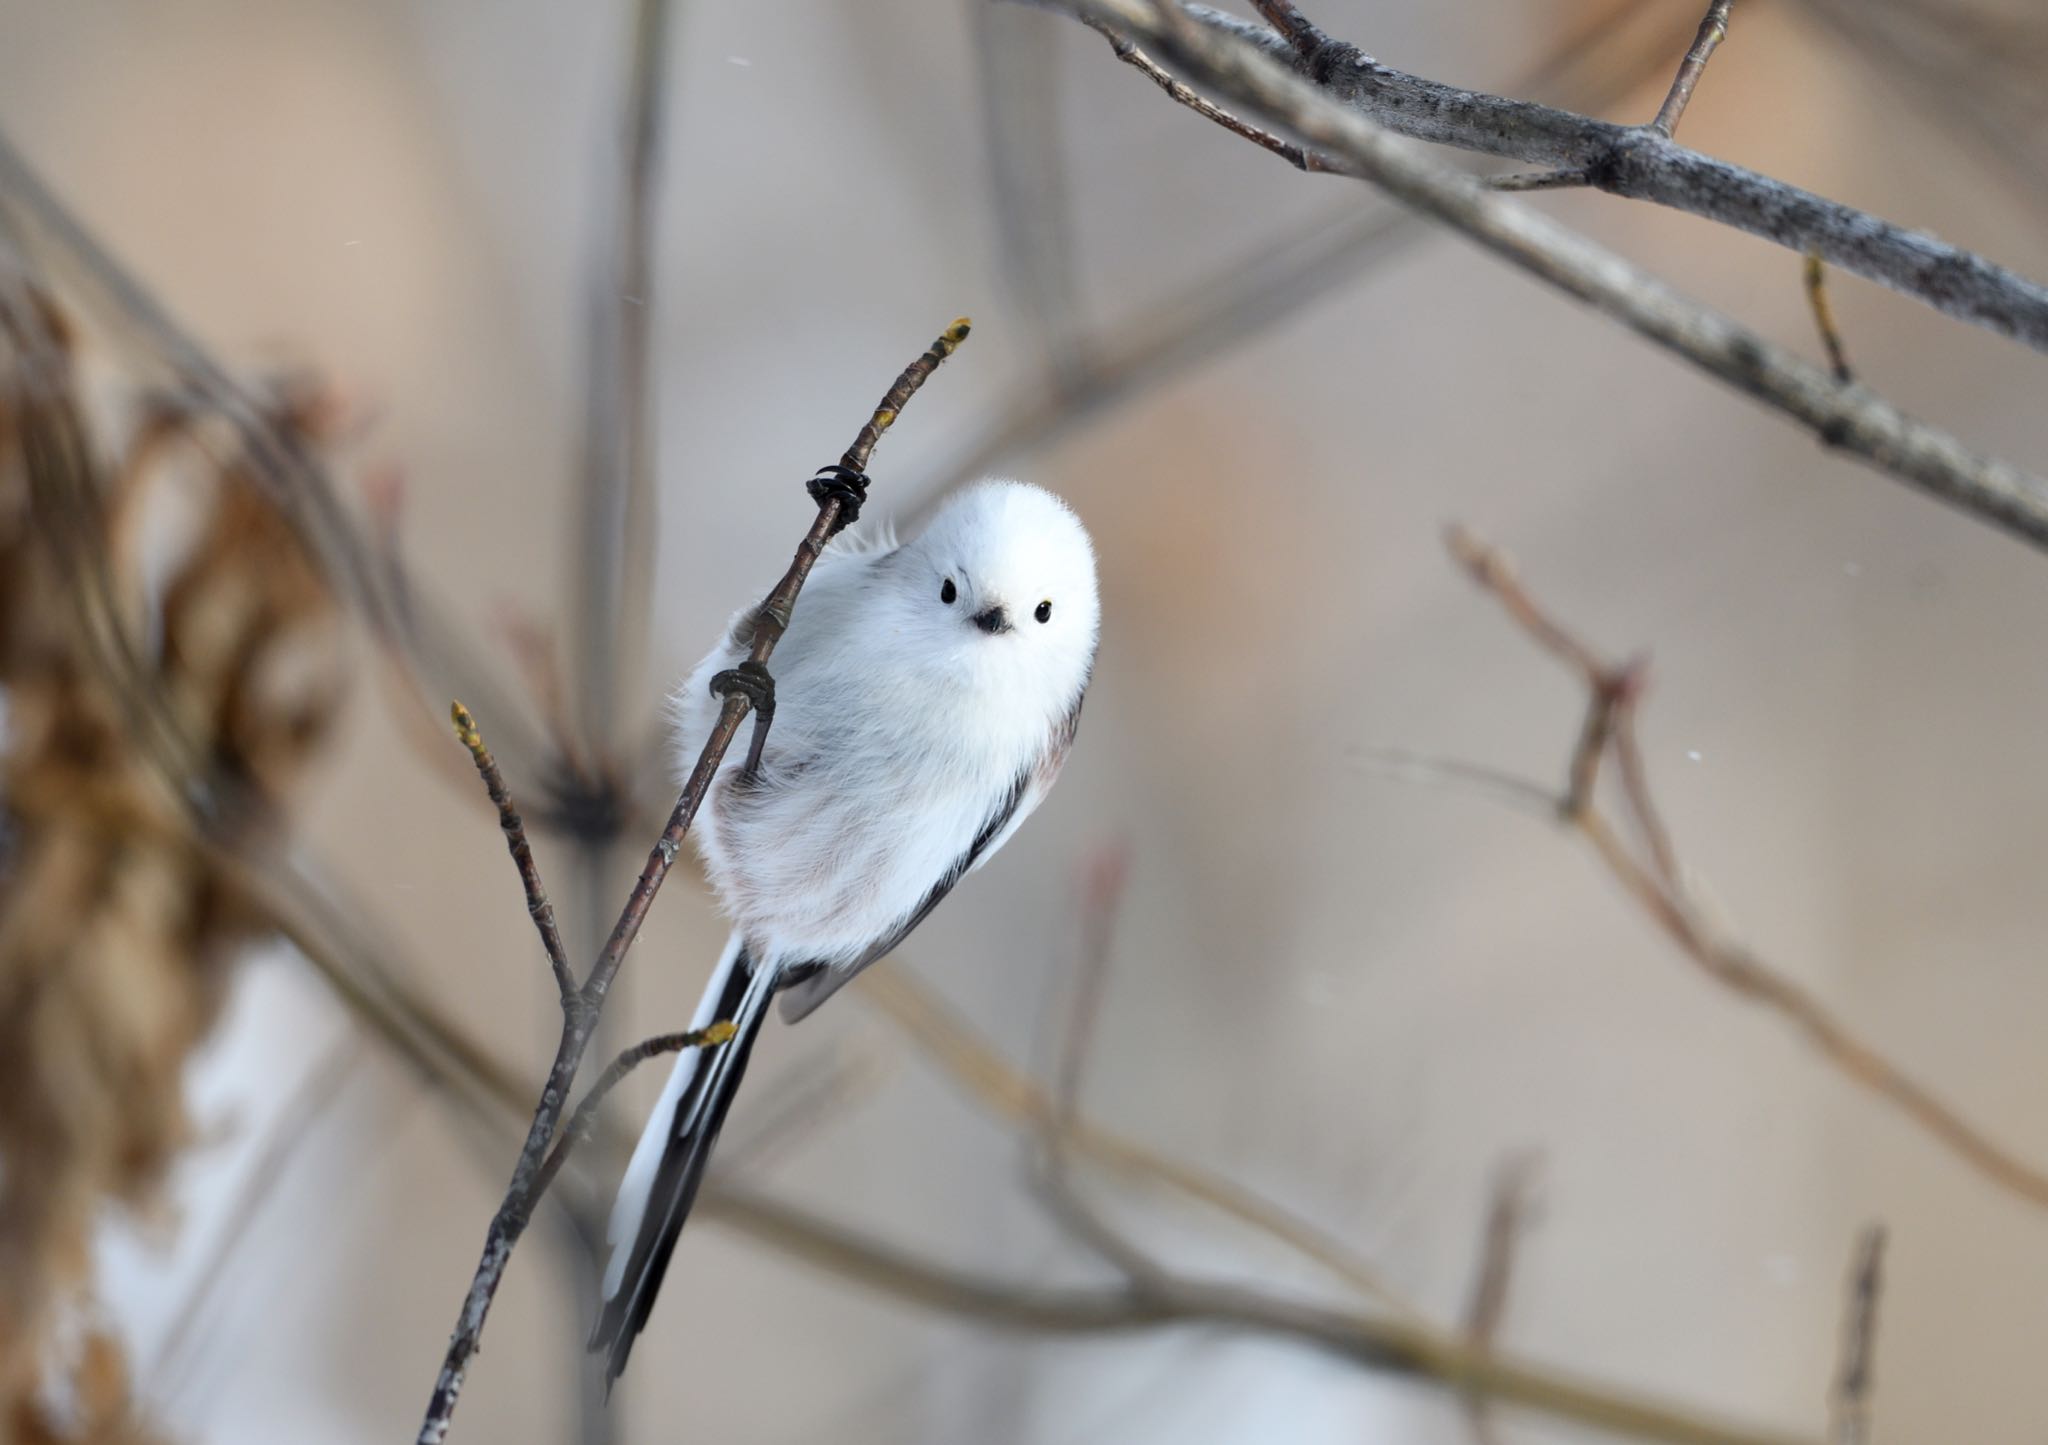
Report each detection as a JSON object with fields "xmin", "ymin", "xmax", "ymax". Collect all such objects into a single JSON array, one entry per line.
[
  {"xmin": 1039, "ymin": 0, "xmax": 2048, "ymax": 554},
  {"xmin": 1184, "ymin": 3, "xmax": 2048, "ymax": 354}
]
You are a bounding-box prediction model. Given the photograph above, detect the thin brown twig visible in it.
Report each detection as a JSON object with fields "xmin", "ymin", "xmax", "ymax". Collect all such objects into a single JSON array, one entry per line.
[
  {"xmin": 1445, "ymin": 528, "xmax": 2048, "ymax": 1216},
  {"xmin": 528, "ymin": 1023, "xmax": 738, "ymax": 1206},
  {"xmin": 207, "ymin": 755, "xmax": 1816, "ymax": 1445},
  {"xmin": 1829, "ymin": 1225, "xmax": 1886, "ymax": 1445},
  {"xmin": 1805, "ymin": 253, "xmax": 1856, "ymax": 384},
  {"xmin": 1611, "ymin": 684, "xmax": 1682, "ymax": 885},
  {"xmin": 1053, "ymin": 842, "xmax": 1132, "ymax": 1123},
  {"xmin": 450, "ymin": 701, "xmax": 576, "ymax": 1002},
  {"xmin": 1086, "ymin": 19, "xmax": 1326, "ymax": 172},
  {"xmin": 415, "ymin": 319, "xmax": 972, "ymax": 1445},
  {"xmin": 1652, "ymin": 0, "xmax": 1734, "ymax": 136},
  {"xmin": 1463, "ymin": 1154, "xmax": 1541, "ymax": 1348},
  {"xmin": 855, "ymin": 962, "xmax": 1419, "ymax": 1316},
  {"xmin": 264, "ymin": 866, "xmax": 1823, "ymax": 1445},
  {"xmin": 1461, "ymin": 1153, "xmax": 1543, "ymax": 1445},
  {"xmin": 1032, "ymin": 843, "xmax": 1171, "ymax": 1291},
  {"xmin": 1563, "ymin": 664, "xmax": 1636, "ymax": 820},
  {"xmin": 1445, "ymin": 526, "xmax": 1604, "ymax": 682},
  {"xmin": 700, "ymin": 1185, "xmax": 1818, "ymax": 1445}
]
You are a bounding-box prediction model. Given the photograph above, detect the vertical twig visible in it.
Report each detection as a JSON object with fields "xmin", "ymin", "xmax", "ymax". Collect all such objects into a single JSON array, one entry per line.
[
  {"xmin": 1830, "ymin": 1225, "xmax": 1886, "ymax": 1445},
  {"xmin": 573, "ymin": 0, "xmax": 676, "ymax": 759},
  {"xmin": 1053, "ymin": 843, "xmax": 1131, "ymax": 1124},
  {"xmin": 1653, "ymin": 1, "xmax": 1734, "ymax": 135},
  {"xmin": 451, "ymin": 702, "xmax": 576, "ymax": 1002},
  {"xmin": 1804, "ymin": 252, "xmax": 1857, "ymax": 384},
  {"xmin": 1461, "ymin": 1154, "xmax": 1543, "ymax": 1445}
]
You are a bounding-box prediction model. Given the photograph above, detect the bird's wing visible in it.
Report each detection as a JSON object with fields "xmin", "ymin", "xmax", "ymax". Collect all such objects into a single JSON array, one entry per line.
[{"xmin": 776, "ymin": 703, "xmax": 1080, "ymax": 1024}]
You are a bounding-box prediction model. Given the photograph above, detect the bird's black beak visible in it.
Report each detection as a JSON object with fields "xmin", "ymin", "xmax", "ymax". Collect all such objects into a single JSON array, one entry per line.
[{"xmin": 971, "ymin": 605, "xmax": 1012, "ymax": 635}]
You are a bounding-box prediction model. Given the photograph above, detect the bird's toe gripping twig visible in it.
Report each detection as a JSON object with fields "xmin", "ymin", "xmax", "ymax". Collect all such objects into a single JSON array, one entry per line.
[
  {"xmin": 710, "ymin": 658, "xmax": 777, "ymax": 776},
  {"xmin": 807, "ymin": 463, "xmax": 871, "ymax": 535},
  {"xmin": 710, "ymin": 658, "xmax": 776, "ymax": 714}
]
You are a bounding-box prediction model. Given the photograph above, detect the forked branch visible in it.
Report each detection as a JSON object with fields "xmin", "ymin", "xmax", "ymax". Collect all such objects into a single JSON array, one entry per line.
[
  {"xmin": 414, "ymin": 320, "xmax": 972, "ymax": 1445},
  {"xmin": 1036, "ymin": 0, "xmax": 2048, "ymax": 556},
  {"xmin": 1435, "ymin": 527, "xmax": 2048, "ymax": 1216}
]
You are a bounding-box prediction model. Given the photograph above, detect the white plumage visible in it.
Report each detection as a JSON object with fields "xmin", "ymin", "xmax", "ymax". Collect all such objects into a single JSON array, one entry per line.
[{"xmin": 592, "ymin": 479, "xmax": 1100, "ymax": 1384}]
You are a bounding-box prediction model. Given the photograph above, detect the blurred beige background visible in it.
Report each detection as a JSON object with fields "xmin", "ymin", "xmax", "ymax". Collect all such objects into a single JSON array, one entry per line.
[{"xmin": 6, "ymin": 0, "xmax": 2048, "ymax": 1440}]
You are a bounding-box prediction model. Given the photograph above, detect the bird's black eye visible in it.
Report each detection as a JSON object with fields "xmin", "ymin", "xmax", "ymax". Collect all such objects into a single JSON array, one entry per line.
[
  {"xmin": 1034, "ymin": 600, "xmax": 1053, "ymax": 624},
  {"xmin": 941, "ymin": 578, "xmax": 957, "ymax": 605}
]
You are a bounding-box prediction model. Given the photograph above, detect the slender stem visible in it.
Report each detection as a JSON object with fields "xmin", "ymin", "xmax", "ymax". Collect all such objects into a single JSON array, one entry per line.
[
  {"xmin": 1652, "ymin": 0, "xmax": 1733, "ymax": 135},
  {"xmin": 1448, "ymin": 528, "xmax": 2048, "ymax": 1216},
  {"xmin": 572, "ymin": 0, "xmax": 675, "ymax": 756},
  {"xmin": 1829, "ymin": 1225, "xmax": 1886, "ymax": 1445},
  {"xmin": 529, "ymin": 1023, "xmax": 738, "ymax": 1204},
  {"xmin": 414, "ymin": 319, "xmax": 971, "ymax": 1445},
  {"xmin": 1086, "ymin": 20, "xmax": 1324, "ymax": 171},
  {"xmin": 450, "ymin": 702, "xmax": 576, "ymax": 1001},
  {"xmin": 1804, "ymin": 252, "xmax": 1856, "ymax": 384}
]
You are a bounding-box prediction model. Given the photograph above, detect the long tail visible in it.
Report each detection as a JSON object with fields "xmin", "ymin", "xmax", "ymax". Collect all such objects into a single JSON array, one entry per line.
[{"xmin": 589, "ymin": 933, "xmax": 775, "ymax": 1388}]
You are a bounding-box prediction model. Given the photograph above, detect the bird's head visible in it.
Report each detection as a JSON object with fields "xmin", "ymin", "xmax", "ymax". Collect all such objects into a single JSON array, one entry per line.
[{"xmin": 892, "ymin": 479, "xmax": 1099, "ymax": 715}]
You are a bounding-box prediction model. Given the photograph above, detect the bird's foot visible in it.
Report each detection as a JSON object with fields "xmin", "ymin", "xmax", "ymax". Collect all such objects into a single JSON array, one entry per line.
[
  {"xmin": 709, "ymin": 659, "xmax": 776, "ymax": 720},
  {"xmin": 807, "ymin": 464, "xmax": 870, "ymax": 534}
]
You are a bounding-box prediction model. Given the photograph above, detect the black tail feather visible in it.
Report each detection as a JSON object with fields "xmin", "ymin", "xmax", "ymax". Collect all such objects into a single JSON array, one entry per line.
[{"xmin": 588, "ymin": 947, "xmax": 775, "ymax": 1389}]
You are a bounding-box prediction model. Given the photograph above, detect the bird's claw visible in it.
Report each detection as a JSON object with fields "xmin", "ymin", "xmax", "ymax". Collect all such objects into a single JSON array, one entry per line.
[
  {"xmin": 807, "ymin": 464, "xmax": 870, "ymax": 534},
  {"xmin": 710, "ymin": 659, "xmax": 776, "ymax": 720}
]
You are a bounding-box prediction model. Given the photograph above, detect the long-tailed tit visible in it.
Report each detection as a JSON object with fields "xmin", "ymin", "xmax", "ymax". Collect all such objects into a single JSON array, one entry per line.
[{"xmin": 590, "ymin": 478, "xmax": 1100, "ymax": 1385}]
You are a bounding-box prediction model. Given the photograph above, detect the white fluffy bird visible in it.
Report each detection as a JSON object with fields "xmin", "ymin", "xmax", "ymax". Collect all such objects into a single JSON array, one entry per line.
[{"xmin": 591, "ymin": 478, "xmax": 1100, "ymax": 1384}]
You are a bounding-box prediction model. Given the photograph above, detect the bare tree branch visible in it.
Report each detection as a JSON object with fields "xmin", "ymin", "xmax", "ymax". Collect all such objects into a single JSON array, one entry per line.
[
  {"xmin": 1437, "ymin": 527, "xmax": 2048, "ymax": 1217},
  {"xmin": 891, "ymin": 0, "xmax": 1679, "ymax": 525},
  {"xmin": 450, "ymin": 701, "xmax": 577, "ymax": 1002},
  {"xmin": 1173, "ymin": 1, "xmax": 2048, "ymax": 354},
  {"xmin": 702, "ymin": 1185, "xmax": 1818, "ymax": 1445},
  {"xmin": 529, "ymin": 1023, "xmax": 738, "ymax": 1206},
  {"xmin": 1028, "ymin": 0, "xmax": 2048, "ymax": 555},
  {"xmin": 415, "ymin": 320, "xmax": 973, "ymax": 1445},
  {"xmin": 854, "ymin": 960, "xmax": 1419, "ymax": 1317},
  {"xmin": 1461, "ymin": 1153, "xmax": 1543, "ymax": 1445},
  {"xmin": 0, "ymin": 130, "xmax": 556, "ymax": 788},
  {"xmin": 571, "ymin": 0, "xmax": 674, "ymax": 760}
]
